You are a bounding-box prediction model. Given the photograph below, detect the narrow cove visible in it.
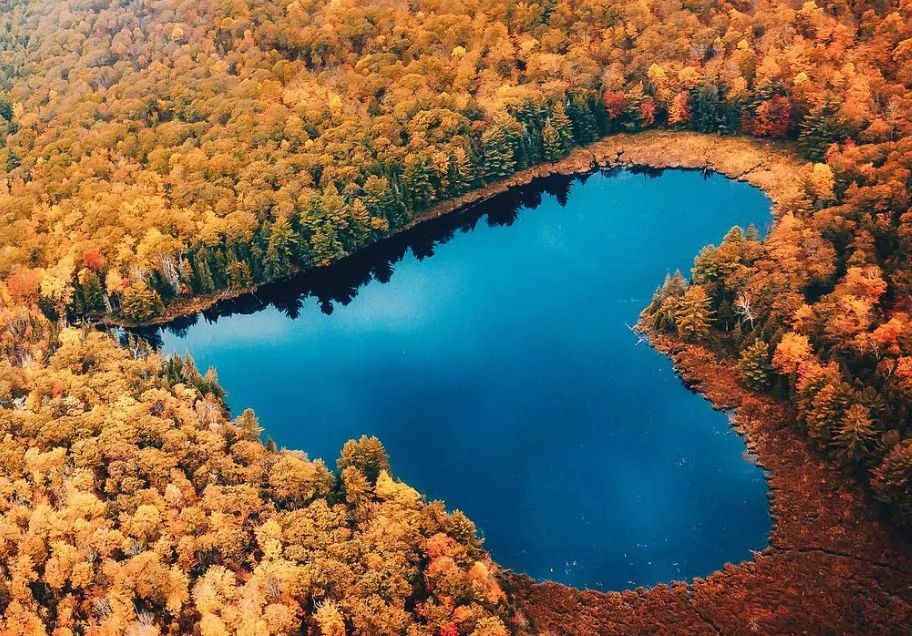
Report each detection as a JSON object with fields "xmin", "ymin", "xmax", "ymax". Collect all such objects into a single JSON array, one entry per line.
[{"xmin": 146, "ymin": 168, "xmax": 773, "ymax": 591}]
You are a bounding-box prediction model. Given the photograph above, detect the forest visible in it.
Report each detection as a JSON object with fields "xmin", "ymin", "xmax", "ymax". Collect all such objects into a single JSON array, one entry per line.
[{"xmin": 0, "ymin": 0, "xmax": 911, "ymax": 632}]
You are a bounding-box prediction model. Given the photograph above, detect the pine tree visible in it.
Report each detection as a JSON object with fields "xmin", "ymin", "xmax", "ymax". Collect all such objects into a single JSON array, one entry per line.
[
  {"xmin": 542, "ymin": 119, "xmax": 564, "ymax": 162},
  {"xmin": 832, "ymin": 403, "xmax": 877, "ymax": 464},
  {"xmin": 799, "ymin": 99, "xmax": 846, "ymax": 161},
  {"xmin": 363, "ymin": 175, "xmax": 408, "ymax": 228},
  {"xmin": 446, "ymin": 148, "xmax": 474, "ymax": 195},
  {"xmin": 549, "ymin": 102, "xmax": 574, "ymax": 154},
  {"xmin": 308, "ymin": 222, "xmax": 345, "ymax": 267},
  {"xmin": 731, "ymin": 321, "xmax": 744, "ymax": 343},
  {"xmin": 226, "ymin": 258, "xmax": 252, "ymax": 289},
  {"xmin": 248, "ymin": 234, "xmax": 267, "ymax": 282},
  {"xmin": 804, "ymin": 382, "xmax": 850, "ymax": 445},
  {"xmin": 347, "ymin": 199, "xmax": 372, "ymax": 249},
  {"xmin": 871, "ymin": 440, "xmax": 912, "ymax": 524},
  {"xmin": 480, "ymin": 125, "xmax": 515, "ymax": 182},
  {"xmin": 674, "ymin": 284, "xmax": 713, "ymax": 340},
  {"xmin": 643, "ymin": 270, "xmax": 687, "ymax": 332},
  {"xmin": 692, "ymin": 245, "xmax": 722, "ymax": 287},
  {"xmin": 190, "ymin": 250, "xmax": 215, "ymax": 292},
  {"xmin": 590, "ymin": 93, "xmax": 611, "ymax": 135},
  {"xmin": 76, "ymin": 269, "xmax": 106, "ymax": 315},
  {"xmin": 566, "ymin": 93, "xmax": 598, "ymax": 144},
  {"xmin": 148, "ymin": 271, "xmax": 173, "ymax": 303},
  {"xmin": 264, "ymin": 219, "xmax": 296, "ymax": 279},
  {"xmin": 0, "ymin": 94, "xmax": 11, "ymax": 122},
  {"xmin": 721, "ymin": 226, "xmax": 746, "ymax": 247},
  {"xmin": 527, "ymin": 126, "xmax": 545, "ymax": 165},
  {"xmin": 209, "ymin": 247, "xmax": 228, "ymax": 289},
  {"xmin": 511, "ymin": 103, "xmax": 546, "ymax": 162},
  {"xmin": 514, "ymin": 130, "xmax": 532, "ymax": 170},
  {"xmin": 689, "ymin": 84, "xmax": 723, "ymax": 133},
  {"xmin": 402, "ymin": 153, "xmax": 436, "ymax": 211},
  {"xmin": 738, "ymin": 339, "xmax": 773, "ymax": 389}
]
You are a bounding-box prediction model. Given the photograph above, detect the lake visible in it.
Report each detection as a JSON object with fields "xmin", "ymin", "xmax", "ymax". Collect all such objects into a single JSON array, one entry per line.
[{"xmin": 153, "ymin": 168, "xmax": 772, "ymax": 590}]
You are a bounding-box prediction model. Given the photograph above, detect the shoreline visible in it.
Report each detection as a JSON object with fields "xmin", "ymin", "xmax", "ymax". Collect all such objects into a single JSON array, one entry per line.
[{"xmin": 101, "ymin": 131, "xmax": 807, "ymax": 329}]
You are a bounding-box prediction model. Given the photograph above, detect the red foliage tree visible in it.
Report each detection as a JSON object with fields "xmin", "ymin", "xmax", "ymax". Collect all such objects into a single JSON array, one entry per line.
[
  {"xmin": 439, "ymin": 624, "xmax": 459, "ymax": 636},
  {"xmin": 640, "ymin": 97, "xmax": 656, "ymax": 128},
  {"xmin": 6, "ymin": 269, "xmax": 42, "ymax": 302},
  {"xmin": 82, "ymin": 248, "xmax": 105, "ymax": 271},
  {"xmin": 668, "ymin": 91, "xmax": 691, "ymax": 126},
  {"xmin": 602, "ymin": 90, "xmax": 627, "ymax": 119},
  {"xmin": 751, "ymin": 95, "xmax": 792, "ymax": 138}
]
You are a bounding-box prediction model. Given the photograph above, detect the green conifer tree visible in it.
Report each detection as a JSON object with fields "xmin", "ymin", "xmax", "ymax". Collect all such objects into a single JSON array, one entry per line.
[
  {"xmin": 209, "ymin": 247, "xmax": 229, "ymax": 289},
  {"xmin": 799, "ymin": 99, "xmax": 847, "ymax": 161},
  {"xmin": 226, "ymin": 259, "xmax": 252, "ymax": 289},
  {"xmin": 308, "ymin": 223, "xmax": 345, "ymax": 267},
  {"xmin": 833, "ymin": 403, "xmax": 878, "ymax": 464},
  {"xmin": 738, "ymin": 339, "xmax": 773, "ymax": 389},
  {"xmin": 804, "ymin": 382, "xmax": 850, "ymax": 445},
  {"xmin": 674, "ymin": 284, "xmax": 713, "ymax": 340},
  {"xmin": 446, "ymin": 149, "xmax": 474, "ymax": 195},
  {"xmin": 542, "ymin": 119, "xmax": 564, "ymax": 162},
  {"xmin": 566, "ymin": 93, "xmax": 598, "ymax": 143},
  {"xmin": 248, "ymin": 238, "xmax": 267, "ymax": 283},
  {"xmin": 347, "ymin": 199, "xmax": 372, "ymax": 249},
  {"xmin": 480, "ymin": 125, "xmax": 515, "ymax": 181},
  {"xmin": 550, "ymin": 102, "xmax": 574, "ymax": 154},
  {"xmin": 402, "ymin": 153, "xmax": 436, "ymax": 211},
  {"xmin": 871, "ymin": 440, "xmax": 912, "ymax": 524},
  {"xmin": 363, "ymin": 175, "xmax": 408, "ymax": 228},
  {"xmin": 191, "ymin": 251, "xmax": 215, "ymax": 292},
  {"xmin": 514, "ymin": 131, "xmax": 532, "ymax": 170},
  {"xmin": 690, "ymin": 84, "xmax": 724, "ymax": 132},
  {"xmin": 692, "ymin": 245, "xmax": 722, "ymax": 287},
  {"xmin": 643, "ymin": 270, "xmax": 687, "ymax": 332},
  {"xmin": 77, "ymin": 269, "xmax": 106, "ymax": 315},
  {"xmin": 264, "ymin": 219, "xmax": 296, "ymax": 279}
]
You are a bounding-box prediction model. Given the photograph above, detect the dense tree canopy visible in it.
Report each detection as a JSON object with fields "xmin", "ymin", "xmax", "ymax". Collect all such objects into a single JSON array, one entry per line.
[
  {"xmin": 1, "ymin": 0, "xmax": 912, "ymax": 631},
  {"xmin": 0, "ymin": 305, "xmax": 511, "ymax": 634},
  {"xmin": 0, "ymin": 0, "xmax": 909, "ymax": 325}
]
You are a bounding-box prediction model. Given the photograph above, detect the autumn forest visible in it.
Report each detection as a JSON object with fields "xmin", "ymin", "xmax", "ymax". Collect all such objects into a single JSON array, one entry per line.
[{"xmin": 0, "ymin": 0, "xmax": 911, "ymax": 633}]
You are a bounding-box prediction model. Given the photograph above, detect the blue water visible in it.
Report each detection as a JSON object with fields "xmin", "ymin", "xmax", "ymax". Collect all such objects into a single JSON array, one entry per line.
[{"xmin": 156, "ymin": 168, "xmax": 772, "ymax": 590}]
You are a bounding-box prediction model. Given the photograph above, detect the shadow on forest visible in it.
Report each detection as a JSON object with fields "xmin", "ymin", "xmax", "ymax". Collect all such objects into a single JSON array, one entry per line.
[{"xmin": 136, "ymin": 167, "xmax": 676, "ymax": 347}]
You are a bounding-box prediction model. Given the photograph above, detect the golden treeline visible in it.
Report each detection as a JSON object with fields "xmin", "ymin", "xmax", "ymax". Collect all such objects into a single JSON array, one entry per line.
[{"xmin": 0, "ymin": 0, "xmax": 911, "ymax": 633}]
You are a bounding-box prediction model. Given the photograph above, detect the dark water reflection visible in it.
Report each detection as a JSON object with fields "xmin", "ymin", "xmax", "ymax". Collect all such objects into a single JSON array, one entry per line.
[
  {"xmin": 141, "ymin": 170, "xmax": 586, "ymax": 342},
  {"xmin": 146, "ymin": 168, "xmax": 773, "ymax": 591}
]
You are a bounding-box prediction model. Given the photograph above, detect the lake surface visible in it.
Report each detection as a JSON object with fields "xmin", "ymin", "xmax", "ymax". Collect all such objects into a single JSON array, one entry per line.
[{"xmin": 153, "ymin": 168, "xmax": 772, "ymax": 590}]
